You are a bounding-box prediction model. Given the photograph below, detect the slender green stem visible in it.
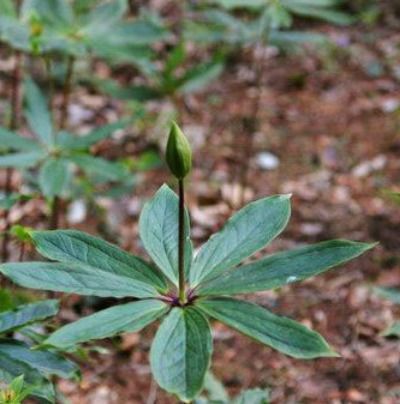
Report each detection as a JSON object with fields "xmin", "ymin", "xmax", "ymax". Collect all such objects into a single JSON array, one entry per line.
[
  {"xmin": 238, "ymin": 42, "xmax": 265, "ymax": 207},
  {"xmin": 49, "ymin": 196, "xmax": 60, "ymax": 230},
  {"xmin": 48, "ymin": 56, "xmax": 74, "ymax": 230},
  {"xmin": 59, "ymin": 55, "xmax": 74, "ymax": 131},
  {"xmin": 43, "ymin": 56, "xmax": 54, "ymax": 115},
  {"xmin": 178, "ymin": 179, "xmax": 186, "ymax": 305}
]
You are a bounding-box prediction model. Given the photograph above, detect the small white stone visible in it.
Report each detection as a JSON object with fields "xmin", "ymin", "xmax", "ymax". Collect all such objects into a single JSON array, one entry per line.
[
  {"xmin": 352, "ymin": 154, "xmax": 387, "ymax": 178},
  {"xmin": 255, "ymin": 152, "xmax": 280, "ymax": 170},
  {"xmin": 67, "ymin": 199, "xmax": 87, "ymax": 224}
]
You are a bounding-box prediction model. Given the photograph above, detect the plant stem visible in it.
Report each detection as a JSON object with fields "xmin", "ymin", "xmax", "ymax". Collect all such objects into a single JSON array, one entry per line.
[
  {"xmin": 44, "ymin": 56, "xmax": 54, "ymax": 114},
  {"xmin": 59, "ymin": 55, "xmax": 74, "ymax": 130},
  {"xmin": 49, "ymin": 197, "xmax": 60, "ymax": 230},
  {"xmin": 18, "ymin": 242, "xmax": 25, "ymax": 262},
  {"xmin": 1, "ymin": 50, "xmax": 23, "ymax": 261},
  {"xmin": 48, "ymin": 56, "xmax": 74, "ymax": 230},
  {"xmin": 238, "ymin": 43, "xmax": 265, "ymax": 207},
  {"xmin": 178, "ymin": 179, "xmax": 186, "ymax": 305}
]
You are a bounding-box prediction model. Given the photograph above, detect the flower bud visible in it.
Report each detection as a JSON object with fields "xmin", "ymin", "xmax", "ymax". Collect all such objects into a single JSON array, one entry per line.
[{"xmin": 166, "ymin": 122, "xmax": 192, "ymax": 179}]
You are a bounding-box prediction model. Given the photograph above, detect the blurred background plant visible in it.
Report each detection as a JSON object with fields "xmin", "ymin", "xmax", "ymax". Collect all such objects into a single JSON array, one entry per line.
[{"xmin": 0, "ymin": 298, "xmax": 79, "ymax": 402}]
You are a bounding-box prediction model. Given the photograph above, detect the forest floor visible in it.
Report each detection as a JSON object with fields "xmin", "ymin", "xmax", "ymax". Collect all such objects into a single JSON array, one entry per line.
[{"xmin": 3, "ymin": 19, "xmax": 400, "ymax": 404}]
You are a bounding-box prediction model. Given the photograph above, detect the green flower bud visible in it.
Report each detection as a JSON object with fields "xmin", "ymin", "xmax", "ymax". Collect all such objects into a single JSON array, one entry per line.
[{"xmin": 166, "ymin": 122, "xmax": 192, "ymax": 179}]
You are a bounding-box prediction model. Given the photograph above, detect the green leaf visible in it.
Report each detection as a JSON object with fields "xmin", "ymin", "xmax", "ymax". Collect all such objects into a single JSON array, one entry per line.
[
  {"xmin": 0, "ymin": 0, "xmax": 16, "ymax": 17},
  {"xmin": 83, "ymin": 0, "xmax": 127, "ymax": 38},
  {"xmin": 25, "ymin": 0, "xmax": 74, "ymax": 27},
  {"xmin": 139, "ymin": 184, "xmax": 193, "ymax": 285},
  {"xmin": 179, "ymin": 61, "xmax": 224, "ymax": 94},
  {"xmin": 209, "ymin": 0, "xmax": 265, "ymax": 9},
  {"xmin": 108, "ymin": 19, "xmax": 169, "ymax": 46},
  {"xmin": 374, "ymin": 287, "xmax": 400, "ymax": 304},
  {"xmin": 8, "ymin": 375, "xmax": 29, "ymax": 400},
  {"xmin": 0, "ymin": 340, "xmax": 78, "ymax": 379},
  {"xmin": 382, "ymin": 322, "xmax": 400, "ymax": 337},
  {"xmin": 234, "ymin": 388, "xmax": 269, "ymax": 404},
  {"xmin": 0, "ymin": 261, "xmax": 159, "ymax": 298},
  {"xmin": 0, "ymin": 17, "xmax": 30, "ymax": 51},
  {"xmin": 0, "ymin": 150, "xmax": 45, "ymax": 168},
  {"xmin": 268, "ymin": 30, "xmax": 327, "ymax": 48},
  {"xmin": 94, "ymin": 78, "xmax": 161, "ymax": 101},
  {"xmin": 24, "ymin": 79, "xmax": 54, "ymax": 146},
  {"xmin": 31, "ymin": 230, "xmax": 167, "ymax": 291},
  {"xmin": 150, "ymin": 307, "xmax": 213, "ymax": 402},
  {"xmin": 45, "ymin": 299, "xmax": 167, "ymax": 349},
  {"xmin": 265, "ymin": 2, "xmax": 292, "ymax": 29},
  {"xmin": 0, "ymin": 300, "xmax": 58, "ymax": 334},
  {"xmin": 0, "ymin": 193, "xmax": 21, "ymax": 211},
  {"xmin": 198, "ymin": 297, "xmax": 336, "ymax": 359},
  {"xmin": 282, "ymin": 0, "xmax": 353, "ymax": 25},
  {"xmin": 70, "ymin": 154, "xmax": 126, "ymax": 181},
  {"xmin": 58, "ymin": 120, "xmax": 129, "ymax": 150},
  {"xmin": 0, "ymin": 351, "xmax": 53, "ymax": 400},
  {"xmin": 164, "ymin": 42, "xmax": 186, "ymax": 77},
  {"xmin": 202, "ymin": 372, "xmax": 229, "ymax": 402},
  {"xmin": 190, "ymin": 195, "xmax": 291, "ymax": 286},
  {"xmin": 38, "ymin": 158, "xmax": 71, "ymax": 198},
  {"xmin": 198, "ymin": 240, "xmax": 375, "ymax": 296},
  {"xmin": 0, "ymin": 128, "xmax": 40, "ymax": 151}
]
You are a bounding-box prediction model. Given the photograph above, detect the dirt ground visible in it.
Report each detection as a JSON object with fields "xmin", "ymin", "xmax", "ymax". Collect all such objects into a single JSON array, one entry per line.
[{"xmin": 2, "ymin": 17, "xmax": 400, "ymax": 404}]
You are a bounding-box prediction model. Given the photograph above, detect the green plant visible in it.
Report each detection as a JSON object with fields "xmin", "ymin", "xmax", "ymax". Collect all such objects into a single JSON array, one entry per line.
[
  {"xmin": 374, "ymin": 287, "xmax": 400, "ymax": 337},
  {"xmin": 185, "ymin": 0, "xmax": 353, "ymax": 50},
  {"xmin": 96, "ymin": 40, "xmax": 224, "ymax": 103},
  {"xmin": 0, "ymin": 375, "xmax": 33, "ymax": 404},
  {"xmin": 0, "ymin": 0, "xmax": 168, "ymax": 64},
  {"xmin": 196, "ymin": 372, "xmax": 269, "ymax": 403},
  {"xmin": 0, "ymin": 123, "xmax": 374, "ymax": 402},
  {"xmin": 0, "ymin": 79, "xmax": 130, "ymax": 223},
  {"xmin": 373, "ymin": 190, "xmax": 400, "ymax": 338},
  {"xmin": 0, "ymin": 299, "xmax": 79, "ymax": 402}
]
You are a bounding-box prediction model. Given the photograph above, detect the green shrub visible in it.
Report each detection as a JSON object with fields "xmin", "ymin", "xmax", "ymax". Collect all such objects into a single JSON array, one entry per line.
[{"xmin": 0, "ymin": 123, "xmax": 375, "ymax": 402}]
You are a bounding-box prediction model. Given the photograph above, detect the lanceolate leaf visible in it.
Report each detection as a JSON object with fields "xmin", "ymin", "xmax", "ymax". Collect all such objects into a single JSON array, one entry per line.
[
  {"xmin": 179, "ymin": 61, "xmax": 224, "ymax": 94},
  {"xmin": 0, "ymin": 128, "xmax": 40, "ymax": 151},
  {"xmin": 282, "ymin": 0, "xmax": 353, "ymax": 25},
  {"xmin": 209, "ymin": 0, "xmax": 265, "ymax": 9},
  {"xmin": 198, "ymin": 298, "xmax": 336, "ymax": 359},
  {"xmin": 0, "ymin": 151, "xmax": 45, "ymax": 168},
  {"xmin": 70, "ymin": 154, "xmax": 126, "ymax": 181},
  {"xmin": 139, "ymin": 184, "xmax": 193, "ymax": 285},
  {"xmin": 45, "ymin": 300, "xmax": 168, "ymax": 349},
  {"xmin": 38, "ymin": 158, "xmax": 71, "ymax": 198},
  {"xmin": 150, "ymin": 307, "xmax": 212, "ymax": 402},
  {"xmin": 190, "ymin": 195, "xmax": 291, "ymax": 285},
  {"xmin": 198, "ymin": 240, "xmax": 375, "ymax": 296},
  {"xmin": 30, "ymin": 230, "xmax": 167, "ymax": 291},
  {"xmin": 0, "ymin": 351, "xmax": 54, "ymax": 402},
  {"xmin": 0, "ymin": 300, "xmax": 58, "ymax": 334},
  {"xmin": 58, "ymin": 120, "xmax": 129, "ymax": 150},
  {"xmin": 24, "ymin": 79, "xmax": 54, "ymax": 146},
  {"xmin": 0, "ymin": 340, "xmax": 78, "ymax": 379},
  {"xmin": 0, "ymin": 262, "xmax": 159, "ymax": 298}
]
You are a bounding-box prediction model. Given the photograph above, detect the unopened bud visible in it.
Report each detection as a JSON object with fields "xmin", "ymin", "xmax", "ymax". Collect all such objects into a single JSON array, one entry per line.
[{"xmin": 166, "ymin": 122, "xmax": 192, "ymax": 179}]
